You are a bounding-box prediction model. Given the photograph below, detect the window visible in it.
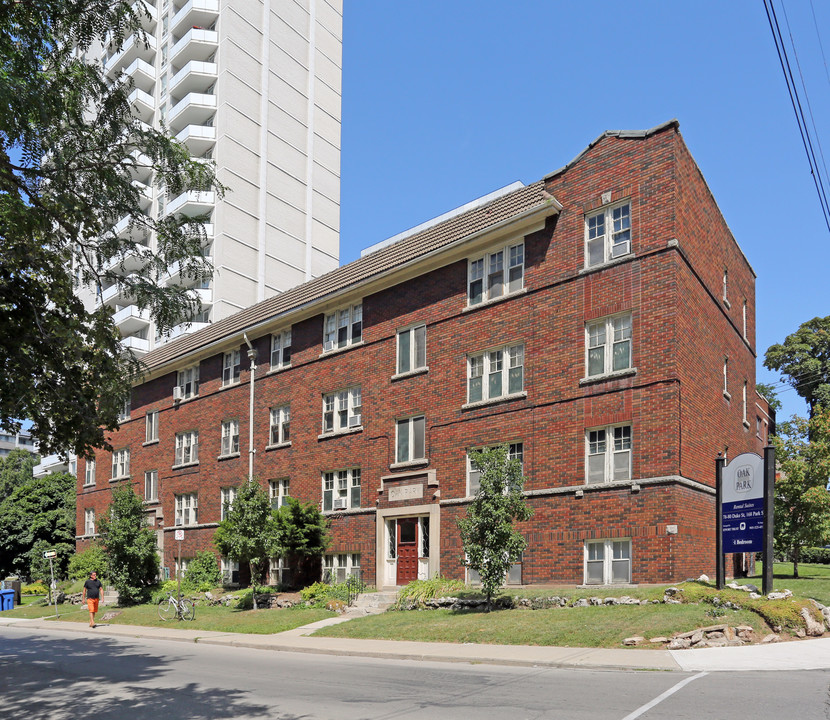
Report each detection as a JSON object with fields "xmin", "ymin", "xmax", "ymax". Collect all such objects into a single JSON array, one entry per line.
[
  {"xmin": 722, "ymin": 269, "xmax": 728, "ymax": 303},
  {"xmin": 586, "ymin": 426, "xmax": 631, "ymax": 484},
  {"xmin": 176, "ymin": 365, "xmax": 199, "ymax": 400},
  {"xmin": 84, "ymin": 458, "xmax": 96, "ymax": 486},
  {"xmin": 723, "ymin": 358, "xmax": 730, "ymax": 398},
  {"xmin": 467, "ymin": 344, "xmax": 524, "ymax": 403},
  {"xmin": 269, "ymin": 478, "xmax": 290, "ymax": 508},
  {"xmin": 270, "ymin": 329, "xmax": 292, "ymax": 369},
  {"xmin": 220, "ymin": 487, "xmax": 237, "ymax": 520},
  {"xmin": 111, "ymin": 448, "xmax": 130, "ymax": 479},
  {"xmin": 396, "ymin": 416, "xmax": 426, "ymax": 464},
  {"xmin": 117, "ymin": 396, "xmax": 131, "ymax": 422},
  {"xmin": 175, "ymin": 430, "xmax": 199, "ymax": 466},
  {"xmin": 743, "ymin": 381, "xmax": 749, "ymax": 427},
  {"xmin": 322, "ymin": 388, "xmax": 362, "ymax": 434},
  {"xmin": 585, "ymin": 202, "xmax": 631, "ymax": 267},
  {"xmin": 468, "ymin": 242, "xmax": 524, "ymax": 305},
  {"xmin": 396, "ymin": 324, "xmax": 427, "ymax": 375},
  {"xmin": 742, "ymin": 300, "xmax": 747, "ymax": 339},
  {"xmin": 323, "ymin": 553, "xmax": 361, "ymax": 583},
  {"xmin": 323, "ymin": 303, "xmax": 362, "ymax": 351},
  {"xmin": 269, "ymin": 557, "xmax": 292, "ymax": 586},
  {"xmin": 468, "ymin": 555, "xmax": 522, "ymax": 585},
  {"xmin": 323, "ymin": 468, "xmax": 361, "ymax": 511},
  {"xmin": 220, "ymin": 419, "xmax": 240, "ymax": 456},
  {"xmin": 586, "ymin": 314, "xmax": 632, "ymax": 377},
  {"xmin": 585, "ymin": 539, "xmax": 631, "ymax": 584},
  {"xmin": 221, "ymin": 557, "xmax": 239, "ymax": 585},
  {"xmin": 175, "ymin": 493, "xmax": 198, "ymax": 525},
  {"xmin": 467, "ymin": 443, "xmax": 523, "ymax": 496},
  {"xmin": 756, "ymin": 415, "xmax": 763, "ymax": 439},
  {"xmin": 144, "ymin": 470, "xmax": 158, "ymax": 502},
  {"xmin": 269, "ymin": 405, "xmax": 290, "ymax": 445},
  {"xmin": 84, "ymin": 508, "xmax": 95, "ymax": 535},
  {"xmin": 222, "ymin": 350, "xmax": 241, "ymax": 386},
  {"xmin": 145, "ymin": 411, "xmax": 159, "ymax": 443},
  {"xmin": 175, "ymin": 557, "xmax": 191, "ymax": 579}
]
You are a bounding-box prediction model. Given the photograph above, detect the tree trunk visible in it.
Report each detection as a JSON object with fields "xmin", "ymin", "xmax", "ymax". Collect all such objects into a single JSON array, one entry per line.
[
  {"xmin": 250, "ymin": 561, "xmax": 258, "ymax": 610},
  {"xmin": 793, "ymin": 547, "xmax": 800, "ymax": 579}
]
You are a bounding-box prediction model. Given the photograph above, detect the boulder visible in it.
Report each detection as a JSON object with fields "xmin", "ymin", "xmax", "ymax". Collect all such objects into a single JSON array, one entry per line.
[
  {"xmin": 762, "ymin": 633, "xmax": 780, "ymax": 644},
  {"xmin": 623, "ymin": 636, "xmax": 644, "ymax": 646},
  {"xmin": 668, "ymin": 638, "xmax": 692, "ymax": 650},
  {"xmin": 690, "ymin": 630, "xmax": 704, "ymax": 645},
  {"xmin": 767, "ymin": 590, "xmax": 793, "ymax": 600},
  {"xmin": 800, "ymin": 607, "xmax": 825, "ymax": 637},
  {"xmin": 573, "ymin": 598, "xmax": 590, "ymax": 607},
  {"xmin": 698, "ymin": 574, "xmax": 710, "ymax": 583},
  {"xmin": 649, "ymin": 636, "xmax": 670, "ymax": 644},
  {"xmin": 603, "ymin": 597, "xmax": 619, "ymax": 606},
  {"xmin": 618, "ymin": 596, "xmax": 641, "ymax": 605},
  {"xmin": 100, "ymin": 611, "xmax": 121, "ymax": 621}
]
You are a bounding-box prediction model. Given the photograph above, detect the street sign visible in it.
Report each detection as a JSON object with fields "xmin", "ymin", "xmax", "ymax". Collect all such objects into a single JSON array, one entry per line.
[
  {"xmin": 721, "ymin": 452, "xmax": 764, "ymax": 553},
  {"xmin": 174, "ymin": 529, "xmax": 184, "ymax": 541},
  {"xmin": 42, "ymin": 550, "xmax": 57, "ymax": 559}
]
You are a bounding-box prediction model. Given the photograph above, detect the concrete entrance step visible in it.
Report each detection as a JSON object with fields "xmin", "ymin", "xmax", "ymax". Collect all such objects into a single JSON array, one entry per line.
[
  {"xmin": 347, "ymin": 590, "xmax": 398, "ymax": 615},
  {"xmin": 103, "ymin": 587, "xmax": 119, "ymax": 605}
]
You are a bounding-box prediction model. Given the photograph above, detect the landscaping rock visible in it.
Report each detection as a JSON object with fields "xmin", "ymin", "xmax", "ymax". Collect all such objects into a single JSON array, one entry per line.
[
  {"xmin": 603, "ymin": 597, "xmax": 619, "ymax": 606},
  {"xmin": 664, "ymin": 587, "xmax": 681, "ymax": 597},
  {"xmin": 668, "ymin": 638, "xmax": 691, "ymax": 650},
  {"xmin": 699, "ymin": 638, "xmax": 729, "ymax": 648},
  {"xmin": 707, "ymin": 631, "xmax": 725, "ymax": 639},
  {"xmin": 800, "ymin": 607, "xmax": 825, "ymax": 637},
  {"xmin": 749, "ymin": 592, "xmax": 761, "ymax": 599},
  {"xmin": 762, "ymin": 634, "xmax": 780, "ymax": 643},
  {"xmin": 618, "ymin": 596, "xmax": 640, "ymax": 605},
  {"xmin": 743, "ymin": 584, "xmax": 759, "ymax": 593},
  {"xmin": 768, "ymin": 590, "xmax": 793, "ymax": 600},
  {"xmin": 821, "ymin": 607, "xmax": 830, "ymax": 631},
  {"xmin": 649, "ymin": 636, "xmax": 670, "ymax": 644},
  {"xmin": 589, "ymin": 597, "xmax": 603, "ymax": 606},
  {"xmin": 573, "ymin": 598, "xmax": 590, "ymax": 607},
  {"xmin": 698, "ymin": 574, "xmax": 710, "ymax": 583},
  {"xmin": 665, "ymin": 598, "xmax": 682, "ymax": 605},
  {"xmin": 623, "ymin": 636, "xmax": 644, "ymax": 646},
  {"xmin": 690, "ymin": 630, "xmax": 704, "ymax": 645},
  {"xmin": 100, "ymin": 611, "xmax": 121, "ymax": 621}
]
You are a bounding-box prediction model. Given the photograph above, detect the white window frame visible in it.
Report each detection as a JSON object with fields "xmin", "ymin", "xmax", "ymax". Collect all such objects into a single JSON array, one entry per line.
[
  {"xmin": 117, "ymin": 396, "xmax": 131, "ymax": 423},
  {"xmin": 144, "ymin": 470, "xmax": 158, "ymax": 502},
  {"xmin": 742, "ymin": 300, "xmax": 747, "ymax": 340},
  {"xmin": 396, "ymin": 324, "xmax": 427, "ymax": 375},
  {"xmin": 269, "ymin": 478, "xmax": 290, "ymax": 508},
  {"xmin": 111, "ymin": 448, "xmax": 130, "ymax": 480},
  {"xmin": 174, "ymin": 430, "xmax": 199, "ymax": 466},
  {"xmin": 269, "ymin": 556, "xmax": 292, "ymax": 586},
  {"xmin": 323, "ymin": 553, "xmax": 361, "ymax": 583},
  {"xmin": 586, "ymin": 425, "xmax": 632, "ymax": 484},
  {"xmin": 742, "ymin": 381, "xmax": 749, "ymax": 428},
  {"xmin": 84, "ymin": 508, "xmax": 95, "ymax": 535},
  {"xmin": 176, "ymin": 365, "xmax": 199, "ymax": 400},
  {"xmin": 269, "ymin": 405, "xmax": 290, "ymax": 446},
  {"xmin": 468, "ymin": 241, "xmax": 524, "ymax": 306},
  {"xmin": 585, "ymin": 201, "xmax": 631, "ymax": 268},
  {"xmin": 585, "ymin": 539, "xmax": 631, "ymax": 585},
  {"xmin": 220, "ymin": 486, "xmax": 237, "ymax": 521},
  {"xmin": 322, "ymin": 468, "xmax": 361, "ymax": 511},
  {"xmin": 467, "ymin": 344, "xmax": 524, "ymax": 404},
  {"xmin": 175, "ymin": 492, "xmax": 198, "ymax": 526},
  {"xmin": 722, "ymin": 269, "xmax": 729, "ymax": 303},
  {"xmin": 145, "ymin": 410, "xmax": 159, "ymax": 443},
  {"xmin": 467, "ymin": 442, "xmax": 524, "ymax": 496},
  {"xmin": 84, "ymin": 458, "xmax": 96, "ymax": 486},
  {"xmin": 723, "ymin": 358, "xmax": 731, "ymax": 399},
  {"xmin": 395, "ymin": 415, "xmax": 426, "ymax": 464},
  {"xmin": 323, "ymin": 303, "xmax": 362, "ymax": 352},
  {"xmin": 175, "ymin": 556, "xmax": 191, "ymax": 579},
  {"xmin": 221, "ymin": 557, "xmax": 239, "ymax": 585},
  {"xmin": 222, "ymin": 349, "xmax": 241, "ymax": 387},
  {"xmin": 270, "ymin": 329, "xmax": 292, "ymax": 370},
  {"xmin": 322, "ymin": 387, "xmax": 362, "ymax": 434},
  {"xmin": 220, "ymin": 419, "xmax": 240, "ymax": 456},
  {"xmin": 585, "ymin": 314, "xmax": 632, "ymax": 378}
]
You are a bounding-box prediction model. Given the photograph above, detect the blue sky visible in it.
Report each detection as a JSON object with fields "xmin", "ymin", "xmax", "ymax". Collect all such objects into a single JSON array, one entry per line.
[{"xmin": 339, "ymin": 1, "xmax": 830, "ymax": 423}]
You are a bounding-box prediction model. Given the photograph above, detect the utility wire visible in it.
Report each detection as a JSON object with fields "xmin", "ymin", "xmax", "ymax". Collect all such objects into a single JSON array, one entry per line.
[
  {"xmin": 763, "ymin": 0, "xmax": 830, "ymax": 232},
  {"xmin": 808, "ymin": 0, "xmax": 830, "ymax": 90}
]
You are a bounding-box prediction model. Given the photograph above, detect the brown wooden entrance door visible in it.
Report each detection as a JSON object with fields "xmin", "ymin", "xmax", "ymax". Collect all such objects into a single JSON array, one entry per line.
[{"xmin": 396, "ymin": 518, "xmax": 418, "ymax": 585}]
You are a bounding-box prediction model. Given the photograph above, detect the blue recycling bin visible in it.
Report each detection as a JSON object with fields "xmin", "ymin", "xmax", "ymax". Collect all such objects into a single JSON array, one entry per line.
[{"xmin": 0, "ymin": 589, "xmax": 14, "ymax": 611}]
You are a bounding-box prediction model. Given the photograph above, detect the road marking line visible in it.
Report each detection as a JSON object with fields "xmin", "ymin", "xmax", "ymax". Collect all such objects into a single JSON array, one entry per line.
[{"xmin": 620, "ymin": 671, "xmax": 709, "ymax": 720}]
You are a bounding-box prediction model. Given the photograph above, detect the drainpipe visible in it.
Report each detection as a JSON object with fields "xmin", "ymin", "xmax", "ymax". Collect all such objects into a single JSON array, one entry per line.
[{"xmin": 243, "ymin": 333, "xmax": 256, "ymax": 479}]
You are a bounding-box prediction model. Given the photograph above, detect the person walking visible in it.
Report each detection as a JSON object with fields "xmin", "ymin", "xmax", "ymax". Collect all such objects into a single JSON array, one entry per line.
[{"xmin": 82, "ymin": 571, "xmax": 103, "ymax": 628}]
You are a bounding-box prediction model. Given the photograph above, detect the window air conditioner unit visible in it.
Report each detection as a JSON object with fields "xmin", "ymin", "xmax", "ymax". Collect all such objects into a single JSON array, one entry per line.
[
  {"xmin": 348, "ymin": 414, "xmax": 361, "ymax": 427},
  {"xmin": 173, "ymin": 386, "xmax": 184, "ymax": 401},
  {"xmin": 333, "ymin": 498, "xmax": 348, "ymax": 510}
]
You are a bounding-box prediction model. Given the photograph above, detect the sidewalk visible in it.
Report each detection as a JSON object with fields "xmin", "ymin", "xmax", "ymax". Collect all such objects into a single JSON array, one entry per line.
[{"xmin": 3, "ymin": 614, "xmax": 830, "ymax": 672}]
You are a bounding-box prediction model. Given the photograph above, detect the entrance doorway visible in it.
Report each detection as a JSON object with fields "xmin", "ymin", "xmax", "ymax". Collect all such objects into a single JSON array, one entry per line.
[{"xmin": 396, "ymin": 517, "xmax": 418, "ymax": 585}]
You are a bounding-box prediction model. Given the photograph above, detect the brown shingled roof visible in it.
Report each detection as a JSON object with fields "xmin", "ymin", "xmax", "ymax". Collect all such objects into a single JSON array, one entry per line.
[{"xmin": 142, "ymin": 179, "xmax": 554, "ymax": 372}]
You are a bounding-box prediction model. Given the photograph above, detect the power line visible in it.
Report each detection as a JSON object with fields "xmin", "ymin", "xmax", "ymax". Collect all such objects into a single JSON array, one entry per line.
[{"xmin": 808, "ymin": 0, "xmax": 830, "ymax": 91}]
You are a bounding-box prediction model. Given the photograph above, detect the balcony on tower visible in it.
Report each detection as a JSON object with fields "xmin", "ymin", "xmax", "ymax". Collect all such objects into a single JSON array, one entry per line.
[
  {"xmin": 170, "ymin": 27, "xmax": 218, "ymax": 67},
  {"xmin": 166, "ymin": 189, "xmax": 215, "ymax": 218},
  {"xmin": 167, "ymin": 92, "xmax": 216, "ymax": 133},
  {"xmin": 123, "ymin": 57, "xmax": 156, "ymax": 93},
  {"xmin": 127, "ymin": 87, "xmax": 156, "ymax": 123},
  {"xmin": 170, "ymin": 60, "xmax": 217, "ymax": 97},
  {"xmin": 104, "ymin": 33, "xmax": 158, "ymax": 78},
  {"xmin": 113, "ymin": 304, "xmax": 152, "ymax": 336},
  {"xmin": 172, "ymin": 0, "xmax": 220, "ymax": 36},
  {"xmin": 175, "ymin": 124, "xmax": 216, "ymax": 156}
]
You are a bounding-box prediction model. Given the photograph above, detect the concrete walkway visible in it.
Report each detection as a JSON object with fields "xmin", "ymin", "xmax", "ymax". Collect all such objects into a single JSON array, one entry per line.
[{"xmin": 2, "ymin": 614, "xmax": 830, "ymax": 673}]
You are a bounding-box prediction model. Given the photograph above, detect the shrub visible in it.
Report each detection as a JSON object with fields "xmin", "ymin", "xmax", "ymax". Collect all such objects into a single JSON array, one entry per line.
[
  {"xmin": 67, "ymin": 544, "xmax": 107, "ymax": 581},
  {"xmin": 300, "ymin": 580, "xmax": 353, "ymax": 607},
  {"xmin": 234, "ymin": 586, "xmax": 271, "ymax": 610},
  {"xmin": 183, "ymin": 550, "xmax": 222, "ymax": 592},
  {"xmin": 800, "ymin": 547, "xmax": 830, "ymax": 564},
  {"xmin": 149, "ymin": 580, "xmax": 180, "ymax": 604},
  {"xmin": 22, "ymin": 582, "xmax": 48, "ymax": 595},
  {"xmin": 395, "ymin": 577, "xmax": 467, "ymax": 608}
]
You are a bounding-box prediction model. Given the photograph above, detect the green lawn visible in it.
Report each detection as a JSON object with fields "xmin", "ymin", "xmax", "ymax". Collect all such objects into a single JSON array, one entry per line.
[
  {"xmin": 314, "ymin": 603, "xmax": 763, "ymax": 648},
  {"xmin": 752, "ymin": 561, "xmax": 830, "ymax": 605}
]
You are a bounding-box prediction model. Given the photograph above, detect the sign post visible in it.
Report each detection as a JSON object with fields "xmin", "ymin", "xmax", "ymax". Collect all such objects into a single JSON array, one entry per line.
[
  {"xmin": 763, "ymin": 445, "xmax": 776, "ymax": 595},
  {"xmin": 43, "ymin": 550, "xmax": 58, "ymax": 618},
  {"xmin": 174, "ymin": 529, "xmax": 184, "ymax": 606},
  {"xmin": 715, "ymin": 455, "xmax": 725, "ymax": 589}
]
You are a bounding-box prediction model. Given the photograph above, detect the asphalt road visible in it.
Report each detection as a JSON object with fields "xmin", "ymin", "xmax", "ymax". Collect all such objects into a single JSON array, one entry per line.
[{"xmin": 1, "ymin": 626, "xmax": 829, "ymax": 720}]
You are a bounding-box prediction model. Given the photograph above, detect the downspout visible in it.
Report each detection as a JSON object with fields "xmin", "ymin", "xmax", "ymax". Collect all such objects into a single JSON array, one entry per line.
[{"xmin": 244, "ymin": 333, "xmax": 256, "ymax": 479}]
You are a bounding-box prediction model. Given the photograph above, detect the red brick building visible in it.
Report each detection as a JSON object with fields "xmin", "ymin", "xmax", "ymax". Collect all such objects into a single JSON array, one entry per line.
[{"xmin": 76, "ymin": 120, "xmax": 772, "ymax": 588}]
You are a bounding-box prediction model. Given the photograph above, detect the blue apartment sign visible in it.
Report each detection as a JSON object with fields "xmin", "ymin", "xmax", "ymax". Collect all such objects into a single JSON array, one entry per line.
[{"xmin": 722, "ymin": 452, "xmax": 765, "ymax": 553}]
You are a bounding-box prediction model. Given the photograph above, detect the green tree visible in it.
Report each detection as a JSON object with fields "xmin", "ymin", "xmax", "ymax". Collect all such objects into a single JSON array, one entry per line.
[
  {"xmin": 756, "ymin": 382, "xmax": 782, "ymax": 415},
  {"xmin": 773, "ymin": 408, "xmax": 830, "ymax": 578},
  {"xmin": 274, "ymin": 497, "xmax": 331, "ymax": 587},
  {"xmin": 0, "ymin": 0, "xmax": 221, "ymax": 458},
  {"xmin": 457, "ymin": 445, "xmax": 533, "ymax": 609},
  {"xmin": 213, "ymin": 478, "xmax": 279, "ymax": 610},
  {"xmin": 0, "ymin": 453, "xmax": 75, "ymax": 580},
  {"xmin": 183, "ymin": 550, "xmax": 222, "ymax": 592},
  {"xmin": 765, "ymin": 316, "xmax": 830, "ymax": 419},
  {"xmin": 68, "ymin": 543, "xmax": 108, "ymax": 581},
  {"xmin": 98, "ymin": 481, "xmax": 159, "ymax": 604}
]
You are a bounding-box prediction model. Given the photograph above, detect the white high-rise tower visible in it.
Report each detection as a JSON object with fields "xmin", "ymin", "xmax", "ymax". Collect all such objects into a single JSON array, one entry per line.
[{"xmin": 78, "ymin": 0, "xmax": 342, "ymax": 354}]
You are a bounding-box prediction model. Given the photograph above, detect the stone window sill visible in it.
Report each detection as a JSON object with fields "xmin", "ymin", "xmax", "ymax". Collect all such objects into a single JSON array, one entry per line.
[
  {"xmin": 217, "ymin": 453, "xmax": 240, "ymax": 461},
  {"xmin": 142, "ymin": 439, "xmax": 159, "ymax": 447},
  {"xmin": 266, "ymin": 364, "xmax": 292, "ymax": 376},
  {"xmin": 391, "ymin": 366, "xmax": 429, "ymax": 382},
  {"xmin": 390, "ymin": 458, "xmax": 429, "ymax": 470},
  {"xmin": 723, "ymin": 391, "xmax": 732, "ymax": 401},
  {"xmin": 109, "ymin": 475, "xmax": 131, "ymax": 483},
  {"xmin": 579, "ymin": 253, "xmax": 634, "ymax": 276},
  {"xmin": 320, "ymin": 340, "xmax": 365, "ymax": 358},
  {"xmin": 579, "ymin": 368, "xmax": 637, "ymax": 386},
  {"xmin": 318, "ymin": 426, "xmax": 363, "ymax": 441},
  {"xmin": 463, "ymin": 288, "xmax": 527, "ymax": 313},
  {"xmin": 171, "ymin": 461, "xmax": 199, "ymax": 471},
  {"xmin": 265, "ymin": 441, "xmax": 291, "ymax": 451},
  {"xmin": 462, "ymin": 391, "xmax": 527, "ymax": 410}
]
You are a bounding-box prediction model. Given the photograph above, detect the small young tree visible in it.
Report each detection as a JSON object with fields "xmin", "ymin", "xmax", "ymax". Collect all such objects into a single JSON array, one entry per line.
[
  {"xmin": 68, "ymin": 544, "xmax": 108, "ymax": 581},
  {"xmin": 773, "ymin": 408, "xmax": 830, "ymax": 577},
  {"xmin": 213, "ymin": 478, "xmax": 278, "ymax": 610},
  {"xmin": 274, "ymin": 497, "xmax": 331, "ymax": 587},
  {"xmin": 182, "ymin": 549, "xmax": 222, "ymax": 592},
  {"xmin": 457, "ymin": 445, "xmax": 532, "ymax": 609},
  {"xmin": 98, "ymin": 482, "xmax": 159, "ymax": 604}
]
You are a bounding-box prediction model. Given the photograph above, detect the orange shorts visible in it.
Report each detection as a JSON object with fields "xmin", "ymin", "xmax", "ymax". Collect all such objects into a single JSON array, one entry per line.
[{"xmin": 87, "ymin": 598, "xmax": 99, "ymax": 613}]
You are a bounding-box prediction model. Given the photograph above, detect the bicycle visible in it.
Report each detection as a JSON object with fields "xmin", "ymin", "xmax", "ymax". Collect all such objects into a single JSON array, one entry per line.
[{"xmin": 158, "ymin": 592, "xmax": 195, "ymax": 621}]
